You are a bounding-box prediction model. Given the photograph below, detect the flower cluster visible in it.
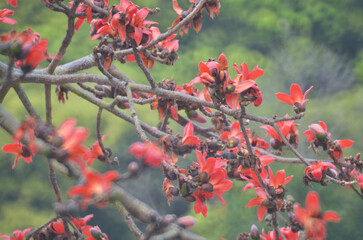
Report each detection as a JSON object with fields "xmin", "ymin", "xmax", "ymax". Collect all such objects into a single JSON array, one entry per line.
[
  {"xmin": 189, "ymin": 53, "xmax": 264, "ymax": 109},
  {"xmin": 0, "ymin": 28, "xmax": 55, "ymax": 73}
]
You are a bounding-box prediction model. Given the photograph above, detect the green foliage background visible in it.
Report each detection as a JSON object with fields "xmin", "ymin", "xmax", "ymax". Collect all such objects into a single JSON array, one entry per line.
[{"xmin": 0, "ymin": 0, "xmax": 363, "ymax": 239}]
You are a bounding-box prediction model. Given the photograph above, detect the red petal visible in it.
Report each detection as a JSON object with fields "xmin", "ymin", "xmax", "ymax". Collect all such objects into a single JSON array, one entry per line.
[
  {"xmin": 184, "ymin": 122, "xmax": 194, "ymax": 137},
  {"xmin": 322, "ymin": 211, "xmax": 341, "ymax": 223},
  {"xmin": 306, "ymin": 191, "xmax": 320, "ymax": 216},
  {"xmin": 275, "ymin": 93, "xmax": 294, "ymax": 106},
  {"xmin": 302, "ymin": 85, "xmax": 314, "ymax": 103},
  {"xmin": 337, "ymin": 139, "xmax": 354, "ymax": 149},
  {"xmin": 311, "ymin": 169, "xmax": 323, "ymax": 181},
  {"xmin": 234, "ymin": 80, "xmax": 256, "ymax": 93},
  {"xmin": 257, "ymin": 206, "xmax": 267, "ymax": 222},
  {"xmin": 170, "ymin": 106, "xmax": 179, "ymax": 120},
  {"xmin": 290, "ymin": 84, "xmax": 303, "ymax": 104},
  {"xmin": 183, "ymin": 136, "xmax": 200, "ymax": 146},
  {"xmin": 225, "ymin": 93, "xmax": 239, "ymax": 110},
  {"xmin": 172, "ymin": 0, "xmax": 183, "ymax": 15},
  {"xmin": 249, "ymin": 66, "xmax": 264, "ymax": 80},
  {"xmin": 246, "ymin": 197, "xmax": 263, "ymax": 207},
  {"xmin": 218, "ymin": 53, "xmax": 228, "ymax": 70}
]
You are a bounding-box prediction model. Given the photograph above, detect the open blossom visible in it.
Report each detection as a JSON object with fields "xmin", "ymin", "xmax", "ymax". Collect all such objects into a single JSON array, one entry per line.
[
  {"xmin": 72, "ymin": 214, "xmax": 94, "ymax": 230},
  {"xmin": 0, "ymin": 228, "xmax": 32, "ymax": 240},
  {"xmin": 129, "ymin": 142, "xmax": 169, "ymax": 168},
  {"xmin": 192, "ymin": 151, "xmax": 232, "ymax": 217},
  {"xmin": 219, "ymin": 122, "xmax": 244, "ymax": 148},
  {"xmin": 351, "ymin": 169, "xmax": 363, "ymax": 191},
  {"xmin": 246, "ymin": 187, "xmax": 268, "ymax": 222},
  {"xmin": 54, "ymin": 118, "xmax": 89, "ymax": 163},
  {"xmin": 2, "ymin": 137, "xmax": 34, "ymax": 169},
  {"xmin": 294, "ymin": 191, "xmax": 340, "ymax": 240},
  {"xmin": 83, "ymin": 135, "xmax": 107, "ymax": 166},
  {"xmin": 68, "ymin": 170, "xmax": 119, "ymax": 206},
  {"xmin": 189, "ymin": 54, "xmax": 229, "ymax": 102},
  {"xmin": 304, "ymin": 161, "xmax": 336, "ymax": 181},
  {"xmin": 261, "ymin": 117, "xmax": 299, "ymax": 149},
  {"xmin": 275, "ymin": 84, "xmax": 313, "ymax": 113},
  {"xmin": 0, "ymin": 9, "xmax": 17, "ymax": 25}
]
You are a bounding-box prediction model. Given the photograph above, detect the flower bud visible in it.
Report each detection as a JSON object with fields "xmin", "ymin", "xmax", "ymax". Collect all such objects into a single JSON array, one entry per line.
[
  {"xmin": 180, "ymin": 183, "xmax": 190, "ymax": 197},
  {"xmin": 176, "ymin": 216, "xmax": 197, "ymax": 228},
  {"xmin": 250, "ymin": 224, "xmax": 260, "ymax": 240},
  {"xmin": 270, "ymin": 139, "xmax": 282, "ymax": 150},
  {"xmin": 199, "ymin": 171, "xmax": 209, "ymax": 183},
  {"xmin": 229, "ymin": 137, "xmax": 239, "ymax": 148},
  {"xmin": 308, "ymin": 124, "xmax": 327, "ymax": 141},
  {"xmin": 286, "ymin": 195, "xmax": 295, "ymax": 204},
  {"xmin": 293, "ymin": 102, "xmax": 305, "ymax": 113},
  {"xmin": 128, "ymin": 161, "xmax": 139, "ymax": 174},
  {"xmin": 90, "ymin": 228, "xmax": 104, "ymax": 240},
  {"xmin": 201, "ymin": 183, "xmax": 214, "ymax": 193}
]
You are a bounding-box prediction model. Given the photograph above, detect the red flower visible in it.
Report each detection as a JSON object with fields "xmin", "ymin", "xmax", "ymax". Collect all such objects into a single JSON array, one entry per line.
[
  {"xmin": 83, "ymin": 135, "xmax": 107, "ymax": 166},
  {"xmin": 229, "ymin": 62, "xmax": 264, "ymax": 107},
  {"xmin": 182, "ymin": 122, "xmax": 200, "ymax": 146},
  {"xmin": 2, "ymin": 137, "xmax": 34, "ymax": 169},
  {"xmin": 261, "ymin": 118, "xmax": 299, "ymax": 149},
  {"xmin": 260, "ymin": 227, "xmax": 299, "ymax": 240},
  {"xmin": 233, "ymin": 62, "xmax": 264, "ymax": 81},
  {"xmin": 6, "ymin": 0, "xmax": 17, "ymax": 8},
  {"xmin": 352, "ymin": 169, "xmax": 363, "ymax": 191},
  {"xmin": 68, "ymin": 170, "xmax": 119, "ymax": 206},
  {"xmin": 150, "ymin": 27, "xmax": 179, "ymax": 52},
  {"xmin": 240, "ymin": 165, "xmax": 269, "ymax": 191},
  {"xmin": 0, "ymin": 9, "xmax": 16, "ymax": 25},
  {"xmin": 304, "ymin": 121, "xmax": 331, "ymax": 143},
  {"xmin": 246, "ymin": 187, "xmax": 268, "ymax": 222},
  {"xmin": 294, "ymin": 191, "xmax": 341, "ymax": 240},
  {"xmin": 192, "ymin": 151, "xmax": 232, "ymax": 217},
  {"xmin": 275, "ymin": 84, "xmax": 313, "ymax": 113},
  {"xmin": 50, "ymin": 220, "xmax": 65, "ymax": 235},
  {"xmin": 331, "ymin": 139, "xmax": 354, "ymax": 162},
  {"xmin": 190, "ymin": 54, "xmax": 229, "ymax": 102},
  {"xmin": 0, "ymin": 228, "xmax": 31, "ymax": 240},
  {"xmin": 268, "ymin": 167, "xmax": 293, "ymax": 189},
  {"xmin": 55, "ymin": 118, "xmax": 89, "ymax": 162},
  {"xmin": 192, "ymin": 188, "xmax": 212, "ymax": 217},
  {"xmin": 20, "ymin": 39, "xmax": 50, "ymax": 73},
  {"xmin": 219, "ymin": 122, "xmax": 244, "ymax": 147},
  {"xmin": 72, "ymin": 214, "xmax": 94, "ymax": 230},
  {"xmin": 129, "ymin": 142, "xmax": 169, "ymax": 168},
  {"xmin": 82, "ymin": 226, "xmax": 109, "ymax": 240},
  {"xmin": 304, "ymin": 161, "xmax": 336, "ymax": 181}
]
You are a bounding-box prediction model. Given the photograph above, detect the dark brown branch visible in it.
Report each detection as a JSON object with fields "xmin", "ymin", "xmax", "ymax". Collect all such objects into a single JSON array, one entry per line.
[{"xmin": 132, "ymin": 46, "xmax": 157, "ymax": 88}]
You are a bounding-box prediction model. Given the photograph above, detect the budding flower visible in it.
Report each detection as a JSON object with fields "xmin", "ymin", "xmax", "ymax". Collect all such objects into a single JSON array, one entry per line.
[
  {"xmin": 308, "ymin": 123, "xmax": 327, "ymax": 141},
  {"xmin": 250, "ymin": 224, "xmax": 260, "ymax": 240},
  {"xmin": 201, "ymin": 183, "xmax": 214, "ymax": 193},
  {"xmin": 176, "ymin": 216, "xmax": 197, "ymax": 228}
]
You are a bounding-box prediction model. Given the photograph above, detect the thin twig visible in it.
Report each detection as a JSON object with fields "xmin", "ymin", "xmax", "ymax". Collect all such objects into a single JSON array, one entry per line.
[
  {"xmin": 272, "ymin": 123, "xmax": 310, "ymax": 166},
  {"xmin": 26, "ymin": 216, "xmax": 60, "ymax": 240},
  {"xmin": 132, "ymin": 46, "xmax": 157, "ymax": 88},
  {"xmin": 48, "ymin": 159, "xmax": 63, "ymax": 203},
  {"xmin": 125, "ymin": 85, "xmax": 149, "ymax": 142}
]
